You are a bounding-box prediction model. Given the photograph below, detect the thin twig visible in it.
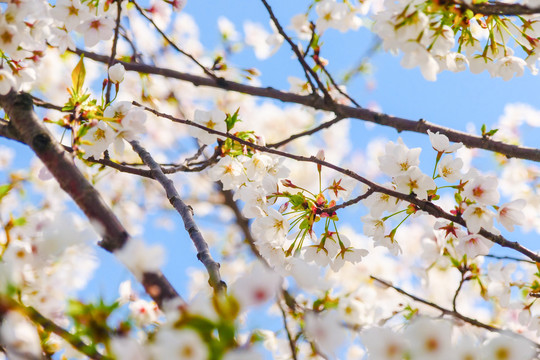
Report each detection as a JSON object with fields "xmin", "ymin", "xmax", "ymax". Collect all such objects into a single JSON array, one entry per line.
[
  {"xmin": 30, "ymin": 95, "xmax": 66, "ymax": 112},
  {"xmin": 1, "ymin": 296, "xmax": 109, "ymax": 360},
  {"xmin": 485, "ymin": 254, "xmax": 536, "ymax": 264},
  {"xmin": 75, "ymin": 49, "xmax": 540, "ymax": 163},
  {"xmin": 86, "ymin": 151, "xmax": 219, "ymax": 178},
  {"xmin": 370, "ymin": 275, "xmax": 540, "ymax": 348},
  {"xmin": 323, "ymin": 188, "xmax": 375, "ymax": 214},
  {"xmin": 267, "ymin": 115, "xmax": 345, "ymax": 148},
  {"xmin": 452, "ymin": 269, "xmax": 467, "ymax": 312},
  {"xmin": 105, "ymin": 0, "xmax": 123, "ymax": 104},
  {"xmin": 130, "ymin": 0, "xmax": 217, "ymax": 79},
  {"xmin": 277, "ymin": 296, "xmax": 298, "ymax": 360},
  {"xmin": 260, "ymin": 0, "xmax": 333, "ymax": 103},
  {"xmin": 312, "ymin": 55, "xmax": 361, "ymax": 108},
  {"xmin": 129, "ymin": 139, "xmax": 226, "ymax": 293}
]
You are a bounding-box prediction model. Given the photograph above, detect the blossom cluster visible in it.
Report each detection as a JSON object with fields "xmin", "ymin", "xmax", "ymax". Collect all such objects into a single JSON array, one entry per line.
[
  {"xmin": 361, "ymin": 130, "xmax": 525, "ymax": 260},
  {"xmin": 3, "ymin": 0, "xmax": 540, "ymax": 359},
  {"xmin": 372, "ymin": 0, "xmax": 540, "ymax": 81}
]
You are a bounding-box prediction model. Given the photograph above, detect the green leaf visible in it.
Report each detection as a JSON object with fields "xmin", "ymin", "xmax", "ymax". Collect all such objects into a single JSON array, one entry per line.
[
  {"xmin": 225, "ymin": 108, "xmax": 240, "ymax": 132},
  {"xmin": 72, "ymin": 55, "xmax": 86, "ymax": 95},
  {"xmin": 480, "ymin": 123, "xmax": 486, "ymax": 135},
  {"xmin": 0, "ymin": 184, "xmax": 10, "ymax": 201},
  {"xmin": 12, "ymin": 217, "xmax": 26, "ymax": 227},
  {"xmin": 289, "ymin": 193, "xmax": 306, "ymax": 208}
]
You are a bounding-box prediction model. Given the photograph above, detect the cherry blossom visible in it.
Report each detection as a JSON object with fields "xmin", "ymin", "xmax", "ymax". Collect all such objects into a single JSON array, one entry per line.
[
  {"xmin": 482, "ymin": 335, "xmax": 535, "ymax": 360},
  {"xmin": 437, "ymin": 156, "xmax": 463, "ymax": 183},
  {"xmin": 462, "ymin": 203, "xmax": 496, "ymax": 233},
  {"xmin": 304, "ymin": 310, "xmax": 346, "ymax": 356},
  {"xmin": 394, "ymin": 167, "xmax": 436, "ymax": 200},
  {"xmin": 361, "ymin": 326, "xmax": 407, "ymax": 360},
  {"xmin": 455, "ymin": 234, "xmax": 493, "ymax": 258},
  {"xmin": 379, "ymin": 139, "xmax": 422, "ymax": 177},
  {"xmin": 115, "ymin": 239, "xmax": 165, "ymax": 280},
  {"xmin": 0, "ymin": 311, "xmax": 42, "ymax": 360},
  {"xmin": 189, "ymin": 109, "xmax": 226, "ymax": 145},
  {"xmin": 491, "ymin": 56, "xmax": 527, "ymax": 81},
  {"xmin": 427, "ymin": 130, "xmax": 462, "ymax": 154},
  {"xmin": 405, "ymin": 318, "xmax": 452, "ymax": 360},
  {"xmin": 463, "ymin": 173, "xmax": 500, "ymax": 206},
  {"xmin": 497, "ymin": 199, "xmax": 526, "ymax": 232},
  {"xmin": 150, "ymin": 328, "xmax": 208, "ymax": 360},
  {"xmin": 77, "ymin": 16, "xmax": 115, "ymax": 47},
  {"xmin": 0, "ymin": 69, "xmax": 16, "ymax": 95},
  {"xmin": 79, "ymin": 121, "xmax": 116, "ymax": 159},
  {"xmin": 232, "ymin": 262, "xmax": 282, "ymax": 308}
]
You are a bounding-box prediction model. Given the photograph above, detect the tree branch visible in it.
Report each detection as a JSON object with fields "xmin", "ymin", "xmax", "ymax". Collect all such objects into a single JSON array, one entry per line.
[
  {"xmin": 105, "ymin": 0, "xmax": 123, "ymax": 104},
  {"xmin": 130, "ymin": 0, "xmax": 217, "ymax": 79},
  {"xmin": 370, "ymin": 275, "xmax": 540, "ymax": 348},
  {"xmin": 458, "ymin": 0, "xmax": 540, "ymax": 15},
  {"xmin": 260, "ymin": 0, "xmax": 333, "ymax": 103},
  {"xmin": 132, "ymin": 102, "xmax": 540, "ymax": 263},
  {"xmin": 75, "ymin": 49, "xmax": 540, "ymax": 163},
  {"xmin": 0, "ymin": 91, "xmax": 181, "ymax": 308},
  {"xmin": 266, "ymin": 115, "xmax": 345, "ymax": 148},
  {"xmin": 129, "ymin": 139, "xmax": 227, "ymax": 293},
  {"xmin": 1, "ymin": 296, "xmax": 108, "ymax": 360}
]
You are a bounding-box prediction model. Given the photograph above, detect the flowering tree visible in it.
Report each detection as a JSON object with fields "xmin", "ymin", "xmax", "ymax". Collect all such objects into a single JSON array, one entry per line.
[{"xmin": 2, "ymin": 0, "xmax": 540, "ymax": 358}]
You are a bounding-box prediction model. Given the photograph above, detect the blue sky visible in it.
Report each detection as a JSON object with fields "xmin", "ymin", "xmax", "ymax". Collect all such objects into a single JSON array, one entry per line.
[{"xmin": 2, "ymin": 0, "xmax": 540, "ymax": 321}]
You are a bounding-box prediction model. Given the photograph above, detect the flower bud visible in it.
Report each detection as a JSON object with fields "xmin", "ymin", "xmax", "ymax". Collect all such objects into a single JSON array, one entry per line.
[{"xmin": 108, "ymin": 63, "xmax": 125, "ymax": 84}]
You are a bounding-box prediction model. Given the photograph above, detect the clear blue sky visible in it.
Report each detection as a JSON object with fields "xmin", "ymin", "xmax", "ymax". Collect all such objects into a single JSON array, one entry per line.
[{"xmin": 2, "ymin": 0, "xmax": 540, "ymax": 306}]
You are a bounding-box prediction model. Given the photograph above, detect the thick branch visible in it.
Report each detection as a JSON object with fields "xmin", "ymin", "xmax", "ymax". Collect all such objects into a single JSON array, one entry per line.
[
  {"xmin": 75, "ymin": 49, "xmax": 540, "ymax": 163},
  {"xmin": 0, "ymin": 121, "xmax": 24, "ymax": 144},
  {"xmin": 130, "ymin": 140, "xmax": 226, "ymax": 293},
  {"xmin": 0, "ymin": 91, "xmax": 181, "ymax": 308}
]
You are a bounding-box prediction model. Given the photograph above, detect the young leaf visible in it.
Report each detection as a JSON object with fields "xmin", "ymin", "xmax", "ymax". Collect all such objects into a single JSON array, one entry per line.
[
  {"xmin": 225, "ymin": 108, "xmax": 240, "ymax": 132},
  {"xmin": 0, "ymin": 184, "xmax": 10, "ymax": 201},
  {"xmin": 72, "ymin": 55, "xmax": 86, "ymax": 96}
]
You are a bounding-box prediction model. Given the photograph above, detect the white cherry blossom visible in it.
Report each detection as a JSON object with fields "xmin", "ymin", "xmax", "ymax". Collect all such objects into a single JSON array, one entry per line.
[
  {"xmin": 378, "ymin": 139, "xmax": 421, "ymax": 177},
  {"xmin": 77, "ymin": 16, "xmax": 115, "ymax": 47},
  {"xmin": 405, "ymin": 318, "xmax": 452, "ymax": 360},
  {"xmin": 189, "ymin": 109, "xmax": 226, "ymax": 145},
  {"xmin": 115, "ymin": 239, "xmax": 165, "ymax": 280},
  {"xmin": 463, "ymin": 174, "xmax": 500, "ymax": 206},
  {"xmin": 462, "ymin": 203, "xmax": 496, "ymax": 233},
  {"xmin": 427, "ymin": 130, "xmax": 462, "ymax": 154},
  {"xmin": 491, "ymin": 56, "xmax": 527, "ymax": 81},
  {"xmin": 0, "ymin": 311, "xmax": 42, "ymax": 360},
  {"xmin": 150, "ymin": 328, "xmax": 208, "ymax": 360},
  {"xmin": 455, "ymin": 233, "xmax": 493, "ymax": 258},
  {"xmin": 394, "ymin": 167, "xmax": 436, "ymax": 200},
  {"xmin": 304, "ymin": 310, "xmax": 346, "ymax": 356},
  {"xmin": 497, "ymin": 199, "xmax": 526, "ymax": 231},
  {"xmin": 0, "ymin": 69, "xmax": 16, "ymax": 95},
  {"xmin": 232, "ymin": 262, "xmax": 282, "ymax": 308}
]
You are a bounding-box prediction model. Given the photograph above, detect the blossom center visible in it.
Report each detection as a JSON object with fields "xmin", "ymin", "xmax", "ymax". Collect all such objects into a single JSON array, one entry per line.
[{"xmin": 1, "ymin": 30, "xmax": 13, "ymax": 45}]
